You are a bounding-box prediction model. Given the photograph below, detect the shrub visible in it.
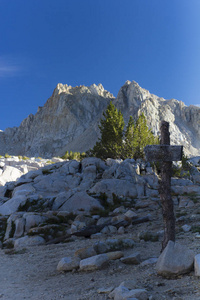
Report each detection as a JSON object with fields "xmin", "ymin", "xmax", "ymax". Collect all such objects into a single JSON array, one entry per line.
[{"xmin": 62, "ymin": 151, "xmax": 86, "ymax": 160}]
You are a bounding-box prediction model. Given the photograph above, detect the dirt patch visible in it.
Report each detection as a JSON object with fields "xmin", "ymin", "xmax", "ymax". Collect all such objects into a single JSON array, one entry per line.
[{"xmin": 1, "ymin": 206, "xmax": 200, "ymax": 300}]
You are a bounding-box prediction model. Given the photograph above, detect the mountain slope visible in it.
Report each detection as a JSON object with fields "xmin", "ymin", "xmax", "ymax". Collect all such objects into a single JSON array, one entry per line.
[
  {"xmin": 0, "ymin": 81, "xmax": 199, "ymax": 157},
  {"xmin": 116, "ymin": 81, "xmax": 200, "ymax": 156},
  {"xmin": 0, "ymin": 84, "xmax": 114, "ymax": 157}
]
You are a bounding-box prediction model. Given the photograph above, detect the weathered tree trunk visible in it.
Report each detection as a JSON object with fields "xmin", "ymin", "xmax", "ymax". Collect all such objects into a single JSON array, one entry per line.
[{"xmin": 160, "ymin": 121, "xmax": 175, "ymax": 251}]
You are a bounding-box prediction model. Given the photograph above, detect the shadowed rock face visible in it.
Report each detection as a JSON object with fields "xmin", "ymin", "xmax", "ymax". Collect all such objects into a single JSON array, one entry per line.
[
  {"xmin": 0, "ymin": 81, "xmax": 200, "ymax": 157},
  {"xmin": 0, "ymin": 84, "xmax": 114, "ymax": 157},
  {"xmin": 115, "ymin": 81, "xmax": 200, "ymax": 157}
]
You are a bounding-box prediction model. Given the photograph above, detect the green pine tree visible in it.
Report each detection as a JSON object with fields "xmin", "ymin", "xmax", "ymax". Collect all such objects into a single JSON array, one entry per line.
[
  {"xmin": 123, "ymin": 115, "xmax": 135, "ymax": 158},
  {"xmin": 91, "ymin": 101, "xmax": 125, "ymax": 159},
  {"xmin": 90, "ymin": 106, "xmax": 158, "ymax": 160},
  {"xmin": 132, "ymin": 113, "xmax": 159, "ymax": 159}
]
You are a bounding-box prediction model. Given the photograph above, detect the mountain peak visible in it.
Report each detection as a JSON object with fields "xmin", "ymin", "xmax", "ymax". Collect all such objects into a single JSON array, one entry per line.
[
  {"xmin": 53, "ymin": 82, "xmax": 114, "ymax": 99},
  {"xmin": 0, "ymin": 81, "xmax": 199, "ymax": 157}
]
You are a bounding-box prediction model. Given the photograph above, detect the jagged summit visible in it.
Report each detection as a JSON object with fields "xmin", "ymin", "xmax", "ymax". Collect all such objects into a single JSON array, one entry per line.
[
  {"xmin": 0, "ymin": 81, "xmax": 199, "ymax": 157},
  {"xmin": 53, "ymin": 83, "xmax": 114, "ymax": 98}
]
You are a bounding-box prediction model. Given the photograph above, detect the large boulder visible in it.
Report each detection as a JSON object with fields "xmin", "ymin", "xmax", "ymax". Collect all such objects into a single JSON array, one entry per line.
[
  {"xmin": 57, "ymin": 256, "xmax": 80, "ymax": 272},
  {"xmin": 171, "ymin": 178, "xmax": 193, "ymax": 186},
  {"xmin": 79, "ymin": 254, "xmax": 109, "ymax": 271},
  {"xmin": 4, "ymin": 212, "xmax": 24, "ymax": 240},
  {"xmin": 81, "ymin": 157, "xmax": 107, "ymax": 172},
  {"xmin": 171, "ymin": 185, "xmax": 200, "ymax": 195},
  {"xmin": 0, "ymin": 195, "xmax": 27, "ymax": 215},
  {"xmin": 12, "ymin": 183, "xmax": 35, "ymax": 197},
  {"xmin": 14, "ymin": 235, "xmax": 45, "ymax": 248},
  {"xmin": 89, "ymin": 179, "xmax": 138, "ymax": 199},
  {"xmin": 58, "ymin": 191, "xmax": 103, "ymax": 213},
  {"xmin": 52, "ymin": 190, "xmax": 74, "ymax": 210},
  {"xmin": 23, "ymin": 213, "xmax": 47, "ymax": 233},
  {"xmin": 59, "ymin": 160, "xmax": 80, "ymax": 175},
  {"xmin": 33, "ymin": 172, "xmax": 78, "ymax": 193},
  {"xmin": 156, "ymin": 240, "xmax": 194, "ymax": 277},
  {"xmin": 109, "ymin": 285, "xmax": 148, "ymax": 300},
  {"xmin": 0, "ymin": 166, "xmax": 23, "ymax": 186},
  {"xmin": 120, "ymin": 252, "xmax": 141, "ymax": 265},
  {"xmin": 113, "ymin": 161, "xmax": 138, "ymax": 181}
]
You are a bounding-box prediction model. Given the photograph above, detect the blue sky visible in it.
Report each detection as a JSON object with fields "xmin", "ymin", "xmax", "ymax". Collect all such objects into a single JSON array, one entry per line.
[{"xmin": 0, "ymin": 0, "xmax": 200, "ymax": 130}]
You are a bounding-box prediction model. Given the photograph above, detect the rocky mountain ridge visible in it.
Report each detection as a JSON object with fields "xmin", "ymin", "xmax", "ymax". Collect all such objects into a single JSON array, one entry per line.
[
  {"xmin": 116, "ymin": 81, "xmax": 200, "ymax": 157},
  {"xmin": 0, "ymin": 81, "xmax": 200, "ymax": 157}
]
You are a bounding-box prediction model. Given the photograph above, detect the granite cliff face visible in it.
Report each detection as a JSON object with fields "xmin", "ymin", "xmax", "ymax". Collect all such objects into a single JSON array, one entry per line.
[
  {"xmin": 0, "ymin": 84, "xmax": 114, "ymax": 157},
  {"xmin": 116, "ymin": 81, "xmax": 200, "ymax": 156},
  {"xmin": 0, "ymin": 81, "xmax": 199, "ymax": 157}
]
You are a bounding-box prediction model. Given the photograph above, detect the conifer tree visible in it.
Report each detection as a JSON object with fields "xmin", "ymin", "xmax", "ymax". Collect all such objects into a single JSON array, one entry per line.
[
  {"xmin": 123, "ymin": 115, "xmax": 135, "ymax": 158},
  {"xmin": 133, "ymin": 113, "xmax": 159, "ymax": 159},
  {"xmin": 91, "ymin": 104, "xmax": 158, "ymax": 160},
  {"xmin": 92, "ymin": 101, "xmax": 124, "ymax": 159}
]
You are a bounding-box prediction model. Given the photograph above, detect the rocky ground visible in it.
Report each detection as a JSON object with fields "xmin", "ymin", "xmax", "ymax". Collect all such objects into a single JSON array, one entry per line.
[
  {"xmin": 1, "ymin": 202, "xmax": 200, "ymax": 300},
  {"xmin": 0, "ymin": 156, "xmax": 200, "ymax": 299}
]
